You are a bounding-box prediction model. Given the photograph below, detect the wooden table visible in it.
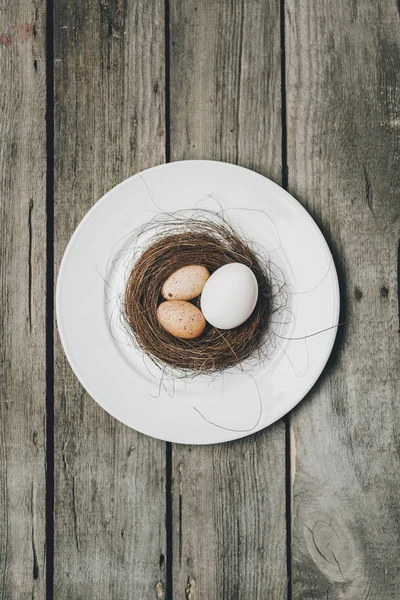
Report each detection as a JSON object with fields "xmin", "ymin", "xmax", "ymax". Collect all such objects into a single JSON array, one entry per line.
[{"xmin": 1, "ymin": 0, "xmax": 399, "ymax": 598}]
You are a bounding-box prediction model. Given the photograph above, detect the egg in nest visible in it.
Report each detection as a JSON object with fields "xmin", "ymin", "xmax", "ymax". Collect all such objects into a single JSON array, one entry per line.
[{"xmin": 157, "ymin": 300, "xmax": 206, "ymax": 339}]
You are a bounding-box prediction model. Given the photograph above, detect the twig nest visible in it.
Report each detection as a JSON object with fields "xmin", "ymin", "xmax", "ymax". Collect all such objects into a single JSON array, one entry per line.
[
  {"xmin": 161, "ymin": 265, "xmax": 210, "ymax": 300},
  {"xmin": 123, "ymin": 216, "xmax": 275, "ymax": 374}
]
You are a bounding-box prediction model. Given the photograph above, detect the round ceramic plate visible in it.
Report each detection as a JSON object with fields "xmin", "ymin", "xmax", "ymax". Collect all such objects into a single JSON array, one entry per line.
[{"xmin": 57, "ymin": 160, "xmax": 339, "ymax": 444}]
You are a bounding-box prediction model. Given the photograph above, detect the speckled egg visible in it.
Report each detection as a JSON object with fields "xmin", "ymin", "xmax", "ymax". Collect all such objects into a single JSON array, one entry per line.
[
  {"xmin": 161, "ymin": 265, "xmax": 210, "ymax": 301},
  {"xmin": 157, "ymin": 300, "xmax": 206, "ymax": 339}
]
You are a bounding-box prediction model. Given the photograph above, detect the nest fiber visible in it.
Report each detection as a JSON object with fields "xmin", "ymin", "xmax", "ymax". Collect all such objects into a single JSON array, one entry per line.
[{"xmin": 124, "ymin": 216, "xmax": 275, "ymax": 374}]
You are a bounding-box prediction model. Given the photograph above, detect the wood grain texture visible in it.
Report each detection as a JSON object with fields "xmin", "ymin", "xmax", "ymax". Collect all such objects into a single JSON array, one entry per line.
[
  {"xmin": 0, "ymin": 1, "xmax": 47, "ymax": 598},
  {"xmin": 286, "ymin": 0, "xmax": 400, "ymax": 597},
  {"xmin": 170, "ymin": 0, "xmax": 282, "ymax": 177},
  {"xmin": 169, "ymin": 1, "xmax": 287, "ymax": 598},
  {"xmin": 53, "ymin": 1, "xmax": 166, "ymax": 598}
]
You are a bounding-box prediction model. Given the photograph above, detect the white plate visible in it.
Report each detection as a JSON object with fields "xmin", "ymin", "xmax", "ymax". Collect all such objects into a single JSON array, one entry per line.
[{"xmin": 56, "ymin": 160, "xmax": 339, "ymax": 444}]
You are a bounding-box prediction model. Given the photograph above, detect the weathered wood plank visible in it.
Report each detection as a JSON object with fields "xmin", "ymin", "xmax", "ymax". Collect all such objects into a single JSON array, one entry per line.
[
  {"xmin": 286, "ymin": 1, "xmax": 400, "ymax": 597},
  {"xmin": 0, "ymin": 1, "xmax": 47, "ymax": 598},
  {"xmin": 169, "ymin": 1, "xmax": 287, "ymax": 598},
  {"xmin": 53, "ymin": 1, "xmax": 167, "ymax": 598}
]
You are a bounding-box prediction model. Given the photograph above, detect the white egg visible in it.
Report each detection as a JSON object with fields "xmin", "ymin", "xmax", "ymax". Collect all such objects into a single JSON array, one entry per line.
[{"xmin": 200, "ymin": 263, "xmax": 258, "ymax": 329}]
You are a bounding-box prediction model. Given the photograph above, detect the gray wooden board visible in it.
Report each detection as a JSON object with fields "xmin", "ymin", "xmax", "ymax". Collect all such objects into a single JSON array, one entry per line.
[
  {"xmin": 0, "ymin": 1, "xmax": 47, "ymax": 598},
  {"xmin": 53, "ymin": 1, "xmax": 167, "ymax": 598},
  {"xmin": 286, "ymin": 0, "xmax": 400, "ymax": 598},
  {"xmin": 3, "ymin": 0, "xmax": 399, "ymax": 597},
  {"xmin": 169, "ymin": 1, "xmax": 287, "ymax": 598}
]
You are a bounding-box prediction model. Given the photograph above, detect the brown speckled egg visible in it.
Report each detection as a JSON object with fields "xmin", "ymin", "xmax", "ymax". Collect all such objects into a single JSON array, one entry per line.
[
  {"xmin": 157, "ymin": 300, "xmax": 206, "ymax": 339},
  {"xmin": 161, "ymin": 265, "xmax": 210, "ymax": 301}
]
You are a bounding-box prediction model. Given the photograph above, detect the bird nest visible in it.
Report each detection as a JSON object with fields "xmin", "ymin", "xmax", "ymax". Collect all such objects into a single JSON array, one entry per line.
[{"xmin": 123, "ymin": 213, "xmax": 283, "ymax": 375}]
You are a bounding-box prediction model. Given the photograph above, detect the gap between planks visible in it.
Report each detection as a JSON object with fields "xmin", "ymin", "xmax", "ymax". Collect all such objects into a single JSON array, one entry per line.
[
  {"xmin": 280, "ymin": 0, "xmax": 292, "ymax": 598},
  {"xmin": 45, "ymin": 0, "xmax": 55, "ymax": 597}
]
